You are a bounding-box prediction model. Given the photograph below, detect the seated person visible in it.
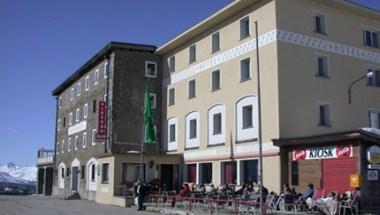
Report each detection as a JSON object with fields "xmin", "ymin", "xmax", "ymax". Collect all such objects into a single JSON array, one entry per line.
[
  {"xmin": 298, "ymin": 183, "xmax": 314, "ymax": 202},
  {"xmin": 179, "ymin": 183, "xmax": 191, "ymax": 197}
]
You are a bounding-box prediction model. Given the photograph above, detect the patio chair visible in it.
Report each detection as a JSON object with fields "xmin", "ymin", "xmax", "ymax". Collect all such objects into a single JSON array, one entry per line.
[
  {"xmin": 281, "ymin": 193, "xmax": 296, "ymax": 212},
  {"xmin": 265, "ymin": 194, "xmax": 277, "ymax": 213},
  {"xmin": 339, "ymin": 194, "xmax": 359, "ymax": 215}
]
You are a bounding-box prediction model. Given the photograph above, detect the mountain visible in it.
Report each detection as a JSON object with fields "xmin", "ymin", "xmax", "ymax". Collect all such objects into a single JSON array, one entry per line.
[{"xmin": 0, "ymin": 162, "xmax": 37, "ymax": 182}]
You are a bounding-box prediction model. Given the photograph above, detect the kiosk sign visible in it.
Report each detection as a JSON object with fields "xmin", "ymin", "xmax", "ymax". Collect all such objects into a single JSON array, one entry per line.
[{"xmin": 294, "ymin": 146, "xmax": 352, "ymax": 161}]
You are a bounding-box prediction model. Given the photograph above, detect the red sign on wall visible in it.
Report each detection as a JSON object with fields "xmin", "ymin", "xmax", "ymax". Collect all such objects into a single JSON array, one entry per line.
[
  {"xmin": 96, "ymin": 101, "xmax": 107, "ymax": 141},
  {"xmin": 293, "ymin": 145, "xmax": 352, "ymax": 161}
]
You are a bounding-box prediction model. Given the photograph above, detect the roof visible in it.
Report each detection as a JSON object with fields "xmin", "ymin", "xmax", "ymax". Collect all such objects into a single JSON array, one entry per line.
[
  {"xmin": 156, "ymin": 0, "xmax": 380, "ymax": 55},
  {"xmin": 273, "ymin": 128, "xmax": 380, "ymax": 147},
  {"xmin": 52, "ymin": 42, "xmax": 156, "ymax": 96}
]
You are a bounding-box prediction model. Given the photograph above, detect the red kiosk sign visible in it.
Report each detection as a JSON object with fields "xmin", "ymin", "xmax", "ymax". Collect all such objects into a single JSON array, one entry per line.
[{"xmin": 293, "ymin": 145, "xmax": 352, "ymax": 161}]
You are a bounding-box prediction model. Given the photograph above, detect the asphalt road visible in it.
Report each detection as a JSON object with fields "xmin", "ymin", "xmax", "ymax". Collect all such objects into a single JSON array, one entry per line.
[{"xmin": 0, "ymin": 195, "xmax": 157, "ymax": 215}]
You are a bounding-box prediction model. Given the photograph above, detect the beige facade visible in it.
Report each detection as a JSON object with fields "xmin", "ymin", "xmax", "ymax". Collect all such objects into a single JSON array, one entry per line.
[{"xmin": 158, "ymin": 0, "xmax": 380, "ymax": 193}]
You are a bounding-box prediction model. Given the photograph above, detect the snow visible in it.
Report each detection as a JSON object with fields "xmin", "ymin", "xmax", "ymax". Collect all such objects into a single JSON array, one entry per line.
[{"xmin": 0, "ymin": 162, "xmax": 37, "ymax": 182}]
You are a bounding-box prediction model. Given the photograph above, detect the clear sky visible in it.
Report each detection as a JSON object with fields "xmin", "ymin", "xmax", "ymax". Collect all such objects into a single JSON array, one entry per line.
[{"xmin": 0, "ymin": 0, "xmax": 379, "ymax": 166}]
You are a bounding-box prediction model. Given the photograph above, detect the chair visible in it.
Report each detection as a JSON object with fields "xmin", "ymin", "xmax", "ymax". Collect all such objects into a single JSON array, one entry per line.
[
  {"xmin": 265, "ymin": 194, "xmax": 277, "ymax": 213},
  {"xmin": 339, "ymin": 195, "xmax": 359, "ymax": 215},
  {"xmin": 281, "ymin": 193, "xmax": 296, "ymax": 212}
]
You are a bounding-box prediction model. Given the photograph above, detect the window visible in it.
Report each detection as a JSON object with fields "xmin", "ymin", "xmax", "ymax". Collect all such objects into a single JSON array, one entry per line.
[
  {"xmin": 102, "ymin": 163, "xmax": 109, "ymax": 184},
  {"xmin": 75, "ymin": 108, "xmax": 80, "ymax": 122},
  {"xmin": 369, "ymin": 110, "xmax": 380, "ymax": 129},
  {"xmin": 84, "ymin": 103, "xmax": 88, "ymax": 119},
  {"xmin": 76, "ymin": 83, "xmax": 81, "ymax": 96},
  {"xmin": 221, "ymin": 161, "xmax": 237, "ymax": 184},
  {"xmin": 213, "ymin": 113, "xmax": 222, "ymax": 135},
  {"xmin": 208, "ymin": 105, "xmax": 225, "ymax": 145},
  {"xmin": 90, "ymin": 164, "xmax": 96, "ymax": 182},
  {"xmin": 168, "ymin": 56, "xmax": 175, "ymax": 72},
  {"xmin": 291, "ymin": 161, "xmax": 299, "ymax": 186},
  {"xmin": 74, "ymin": 135, "xmax": 79, "ymax": 150},
  {"xmin": 211, "ymin": 70, "xmax": 220, "ymax": 91},
  {"xmin": 315, "ymin": 55, "xmax": 329, "ymax": 77},
  {"xmin": 61, "ymin": 167, "xmax": 65, "ymax": 178},
  {"xmin": 61, "ymin": 140, "xmax": 65, "ymax": 154},
  {"xmin": 186, "ymin": 164, "xmax": 197, "ymax": 183},
  {"xmin": 68, "ymin": 137, "xmax": 71, "ymax": 152},
  {"xmin": 169, "ymin": 124, "xmax": 176, "ymax": 142},
  {"xmin": 236, "ymin": 96, "xmax": 257, "ymax": 141},
  {"xmin": 81, "ymin": 165, "xmax": 85, "ymax": 180},
  {"xmin": 313, "ymin": 12, "xmax": 327, "ymax": 34},
  {"xmin": 212, "ymin": 32, "xmax": 220, "ymax": 53},
  {"xmin": 94, "ymin": 69, "xmax": 99, "ymax": 84},
  {"xmin": 240, "ymin": 58, "xmax": 251, "ymax": 81},
  {"xmin": 168, "ymin": 88, "xmax": 175, "ymax": 106},
  {"xmin": 58, "ymin": 97, "xmax": 62, "ymax": 108},
  {"xmin": 240, "ymin": 160, "xmax": 258, "ymax": 184},
  {"xmin": 104, "ymin": 62, "xmax": 108, "ymax": 78},
  {"xmin": 92, "ymin": 129, "xmax": 96, "ymax": 145},
  {"xmin": 188, "ymin": 80, "xmax": 196, "ymax": 99},
  {"xmin": 121, "ymin": 163, "xmax": 145, "ymax": 184},
  {"xmin": 240, "ymin": 16, "xmax": 250, "ymax": 39},
  {"xmin": 189, "ymin": 45, "xmax": 196, "ymax": 64},
  {"xmin": 367, "ymin": 68, "xmax": 380, "ymax": 87},
  {"xmin": 149, "ymin": 93, "xmax": 157, "ymax": 109},
  {"xmin": 69, "ymin": 112, "xmax": 73, "ymax": 126},
  {"xmin": 85, "ymin": 76, "xmax": 90, "ymax": 91},
  {"xmin": 145, "ymin": 61, "xmax": 157, "ymax": 78},
  {"xmin": 189, "ymin": 119, "xmax": 197, "ymax": 139},
  {"xmin": 82, "ymin": 132, "xmax": 87, "ymax": 148},
  {"xmin": 242, "ymin": 105, "xmax": 253, "ymax": 129},
  {"xmin": 318, "ymin": 103, "xmax": 331, "ymax": 126},
  {"xmin": 363, "ymin": 29, "xmax": 379, "ymax": 48},
  {"xmin": 70, "ymin": 88, "xmax": 75, "ymax": 101},
  {"xmin": 185, "ymin": 112, "xmax": 200, "ymax": 148},
  {"xmin": 199, "ymin": 163, "xmax": 212, "ymax": 184},
  {"xmin": 93, "ymin": 99, "xmax": 97, "ymax": 113},
  {"xmin": 167, "ymin": 117, "xmax": 178, "ymax": 151},
  {"xmin": 66, "ymin": 167, "xmax": 70, "ymax": 177}
]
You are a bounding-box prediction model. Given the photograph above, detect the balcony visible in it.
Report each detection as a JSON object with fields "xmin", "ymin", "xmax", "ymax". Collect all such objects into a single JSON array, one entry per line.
[{"xmin": 37, "ymin": 148, "xmax": 54, "ymax": 166}]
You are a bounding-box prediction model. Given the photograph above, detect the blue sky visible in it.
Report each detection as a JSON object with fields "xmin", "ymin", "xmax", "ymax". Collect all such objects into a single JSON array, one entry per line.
[{"xmin": 0, "ymin": 0, "xmax": 379, "ymax": 166}]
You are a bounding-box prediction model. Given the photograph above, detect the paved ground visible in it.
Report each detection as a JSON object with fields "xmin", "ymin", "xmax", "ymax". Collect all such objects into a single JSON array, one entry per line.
[{"xmin": 0, "ymin": 195, "xmax": 158, "ymax": 215}]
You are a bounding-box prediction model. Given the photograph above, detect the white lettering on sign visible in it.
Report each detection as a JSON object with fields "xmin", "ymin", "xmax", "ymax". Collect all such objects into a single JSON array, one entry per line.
[
  {"xmin": 293, "ymin": 146, "xmax": 352, "ymax": 161},
  {"xmin": 68, "ymin": 121, "xmax": 87, "ymax": 136}
]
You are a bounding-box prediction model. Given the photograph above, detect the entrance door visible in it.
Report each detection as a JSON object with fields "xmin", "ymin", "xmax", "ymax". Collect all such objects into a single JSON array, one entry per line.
[
  {"xmin": 72, "ymin": 167, "xmax": 79, "ymax": 191},
  {"xmin": 161, "ymin": 164, "xmax": 173, "ymax": 191}
]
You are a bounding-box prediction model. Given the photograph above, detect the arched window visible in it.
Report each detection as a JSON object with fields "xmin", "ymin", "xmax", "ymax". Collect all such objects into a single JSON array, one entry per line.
[
  {"xmin": 167, "ymin": 117, "xmax": 178, "ymax": 151},
  {"xmin": 208, "ymin": 104, "xmax": 225, "ymax": 145},
  {"xmin": 236, "ymin": 96, "xmax": 258, "ymax": 141},
  {"xmin": 58, "ymin": 163, "xmax": 66, "ymax": 189},
  {"xmin": 87, "ymin": 158, "xmax": 98, "ymax": 191},
  {"xmin": 185, "ymin": 112, "xmax": 200, "ymax": 149}
]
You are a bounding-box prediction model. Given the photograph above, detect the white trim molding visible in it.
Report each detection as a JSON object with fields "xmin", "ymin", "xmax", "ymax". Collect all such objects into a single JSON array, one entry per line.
[{"xmin": 163, "ymin": 29, "xmax": 380, "ymax": 87}]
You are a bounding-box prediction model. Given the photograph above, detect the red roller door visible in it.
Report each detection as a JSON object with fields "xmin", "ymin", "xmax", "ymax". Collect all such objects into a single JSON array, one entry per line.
[{"xmin": 322, "ymin": 157, "xmax": 357, "ymax": 193}]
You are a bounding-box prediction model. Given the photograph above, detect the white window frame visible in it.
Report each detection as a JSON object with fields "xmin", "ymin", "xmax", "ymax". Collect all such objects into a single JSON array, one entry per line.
[
  {"xmin": 82, "ymin": 132, "xmax": 87, "ymax": 148},
  {"xmin": 103, "ymin": 93, "xmax": 107, "ymax": 102},
  {"xmin": 87, "ymin": 158, "xmax": 98, "ymax": 191},
  {"xmin": 74, "ymin": 135, "xmax": 79, "ymax": 150},
  {"xmin": 68, "ymin": 137, "xmax": 72, "ymax": 152},
  {"xmin": 316, "ymin": 101, "xmax": 332, "ymax": 127},
  {"xmin": 70, "ymin": 88, "xmax": 75, "ymax": 101},
  {"xmin": 240, "ymin": 16, "xmax": 250, "ymax": 40},
  {"xmin": 104, "ymin": 61, "xmax": 108, "ymax": 78},
  {"xmin": 92, "ymin": 129, "xmax": 97, "ymax": 145},
  {"xmin": 61, "ymin": 139, "xmax": 65, "ymax": 154},
  {"xmin": 236, "ymin": 96, "xmax": 258, "ymax": 142},
  {"xmin": 168, "ymin": 56, "xmax": 175, "ymax": 72},
  {"xmin": 365, "ymin": 65, "xmax": 380, "ymax": 87},
  {"xmin": 145, "ymin": 61, "xmax": 158, "ymax": 78},
  {"xmin": 85, "ymin": 75, "xmax": 90, "ymax": 91},
  {"xmin": 185, "ymin": 112, "xmax": 200, "ymax": 149},
  {"xmin": 240, "ymin": 57, "xmax": 251, "ymax": 82},
  {"xmin": 312, "ymin": 11, "xmax": 327, "ymax": 35},
  {"xmin": 208, "ymin": 104, "xmax": 226, "ymax": 146},
  {"xmin": 362, "ymin": 25, "xmax": 379, "ymax": 48},
  {"xmin": 314, "ymin": 53, "xmax": 330, "ymax": 78},
  {"xmin": 58, "ymin": 97, "xmax": 62, "ymax": 109},
  {"xmin": 58, "ymin": 163, "xmax": 66, "ymax": 189},
  {"xmin": 211, "ymin": 31, "xmax": 220, "ymax": 53},
  {"xmin": 94, "ymin": 69, "xmax": 99, "ymax": 85},
  {"xmin": 69, "ymin": 112, "xmax": 73, "ymax": 126},
  {"xmin": 368, "ymin": 109, "xmax": 380, "ymax": 129},
  {"xmin": 76, "ymin": 82, "xmax": 81, "ymax": 96},
  {"xmin": 75, "ymin": 108, "xmax": 80, "ymax": 123},
  {"xmin": 84, "ymin": 103, "xmax": 88, "ymax": 119},
  {"xmin": 149, "ymin": 93, "xmax": 157, "ymax": 109},
  {"xmin": 167, "ymin": 117, "xmax": 178, "ymax": 151}
]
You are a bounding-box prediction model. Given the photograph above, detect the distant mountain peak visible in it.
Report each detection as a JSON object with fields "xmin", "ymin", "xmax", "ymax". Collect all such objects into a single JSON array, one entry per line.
[
  {"xmin": 7, "ymin": 162, "xmax": 16, "ymax": 170},
  {"xmin": 0, "ymin": 162, "xmax": 36, "ymax": 182}
]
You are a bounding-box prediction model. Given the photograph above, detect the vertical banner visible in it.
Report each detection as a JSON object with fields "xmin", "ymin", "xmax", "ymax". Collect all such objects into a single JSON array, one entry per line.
[{"xmin": 96, "ymin": 101, "xmax": 107, "ymax": 140}]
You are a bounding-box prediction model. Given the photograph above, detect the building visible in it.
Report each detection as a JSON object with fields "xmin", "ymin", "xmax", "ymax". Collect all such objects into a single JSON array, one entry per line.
[
  {"xmin": 51, "ymin": 42, "xmax": 181, "ymax": 205},
  {"xmin": 36, "ymin": 148, "xmax": 54, "ymax": 195},
  {"xmin": 157, "ymin": 0, "xmax": 380, "ymax": 194}
]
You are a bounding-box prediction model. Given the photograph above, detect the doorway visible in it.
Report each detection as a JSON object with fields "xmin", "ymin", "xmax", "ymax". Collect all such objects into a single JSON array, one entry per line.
[
  {"xmin": 71, "ymin": 167, "xmax": 79, "ymax": 191},
  {"xmin": 161, "ymin": 164, "xmax": 174, "ymax": 191}
]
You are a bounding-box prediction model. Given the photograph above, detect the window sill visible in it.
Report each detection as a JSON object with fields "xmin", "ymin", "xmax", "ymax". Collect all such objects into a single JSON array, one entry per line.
[
  {"xmin": 166, "ymin": 149, "xmax": 178, "ymax": 153},
  {"xmin": 188, "ymin": 96, "xmax": 196, "ymax": 100},
  {"xmin": 211, "ymin": 49, "xmax": 220, "ymax": 55},
  {"xmin": 235, "ymin": 138, "xmax": 258, "ymax": 144},
  {"xmin": 363, "ymin": 44, "xmax": 379, "ymax": 50},
  {"xmin": 239, "ymin": 35, "xmax": 251, "ymax": 41},
  {"xmin": 318, "ymin": 124, "xmax": 332, "ymax": 128},
  {"xmin": 211, "ymin": 88, "xmax": 221, "ymax": 92},
  {"xmin": 240, "ymin": 78, "xmax": 251, "ymax": 83},
  {"xmin": 101, "ymin": 182, "xmax": 109, "ymax": 184},
  {"xmin": 185, "ymin": 146, "xmax": 199, "ymax": 150},
  {"xmin": 366, "ymin": 84, "xmax": 380, "ymax": 88},
  {"xmin": 315, "ymin": 75, "xmax": 330, "ymax": 79},
  {"xmin": 207, "ymin": 143, "xmax": 225, "ymax": 148},
  {"xmin": 313, "ymin": 31, "xmax": 328, "ymax": 36}
]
